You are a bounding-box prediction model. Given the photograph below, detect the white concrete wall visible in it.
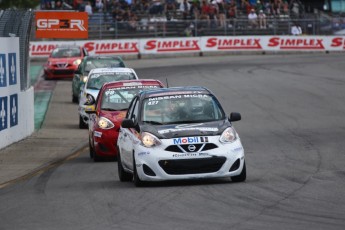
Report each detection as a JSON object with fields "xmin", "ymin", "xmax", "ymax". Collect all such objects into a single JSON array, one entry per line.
[{"xmin": 0, "ymin": 37, "xmax": 34, "ymax": 150}]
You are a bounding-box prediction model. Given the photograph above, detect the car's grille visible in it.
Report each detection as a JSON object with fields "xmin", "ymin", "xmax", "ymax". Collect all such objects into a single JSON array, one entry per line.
[
  {"xmin": 54, "ymin": 63, "xmax": 70, "ymax": 68},
  {"xmin": 158, "ymin": 157, "xmax": 226, "ymax": 175},
  {"xmin": 165, "ymin": 143, "xmax": 218, "ymax": 153},
  {"xmin": 52, "ymin": 69, "xmax": 74, "ymax": 75}
]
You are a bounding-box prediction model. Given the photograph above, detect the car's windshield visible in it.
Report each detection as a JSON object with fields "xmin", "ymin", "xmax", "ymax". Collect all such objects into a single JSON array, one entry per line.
[
  {"xmin": 51, "ymin": 48, "xmax": 81, "ymax": 58},
  {"xmin": 101, "ymin": 85, "xmax": 161, "ymax": 111},
  {"xmin": 86, "ymin": 72, "xmax": 136, "ymax": 90},
  {"xmin": 141, "ymin": 94, "xmax": 225, "ymax": 124},
  {"xmin": 84, "ymin": 59, "xmax": 124, "ymax": 72}
]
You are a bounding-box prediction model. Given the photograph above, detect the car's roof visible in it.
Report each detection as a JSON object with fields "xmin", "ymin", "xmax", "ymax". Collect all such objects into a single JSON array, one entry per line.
[
  {"xmin": 102, "ymin": 79, "xmax": 163, "ymax": 90},
  {"xmin": 83, "ymin": 55, "xmax": 123, "ymax": 60},
  {"xmin": 53, "ymin": 46, "xmax": 81, "ymax": 50},
  {"xmin": 140, "ymin": 86, "xmax": 212, "ymax": 98},
  {"xmin": 89, "ymin": 67, "xmax": 134, "ymax": 74}
]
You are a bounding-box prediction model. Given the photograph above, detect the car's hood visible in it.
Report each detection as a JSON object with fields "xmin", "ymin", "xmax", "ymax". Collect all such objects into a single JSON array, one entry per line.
[
  {"xmin": 100, "ymin": 110, "xmax": 127, "ymax": 124},
  {"xmin": 141, "ymin": 120, "xmax": 230, "ymax": 139},
  {"xmin": 48, "ymin": 57, "xmax": 80, "ymax": 64}
]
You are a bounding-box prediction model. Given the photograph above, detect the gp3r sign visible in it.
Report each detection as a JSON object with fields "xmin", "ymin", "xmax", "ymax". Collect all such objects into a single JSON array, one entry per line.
[{"xmin": 35, "ymin": 11, "xmax": 88, "ymax": 39}]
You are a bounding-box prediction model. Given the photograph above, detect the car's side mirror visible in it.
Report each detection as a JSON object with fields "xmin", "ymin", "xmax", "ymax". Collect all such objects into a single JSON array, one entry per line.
[
  {"xmin": 85, "ymin": 105, "xmax": 96, "ymax": 114},
  {"xmin": 121, "ymin": 119, "xmax": 135, "ymax": 128},
  {"xmin": 229, "ymin": 112, "xmax": 241, "ymax": 122},
  {"xmin": 84, "ymin": 94, "xmax": 95, "ymax": 106}
]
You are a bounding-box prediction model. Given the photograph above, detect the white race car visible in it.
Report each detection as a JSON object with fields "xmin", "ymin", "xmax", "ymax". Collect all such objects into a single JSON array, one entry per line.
[
  {"xmin": 117, "ymin": 86, "xmax": 246, "ymax": 186},
  {"xmin": 78, "ymin": 67, "xmax": 139, "ymax": 128}
]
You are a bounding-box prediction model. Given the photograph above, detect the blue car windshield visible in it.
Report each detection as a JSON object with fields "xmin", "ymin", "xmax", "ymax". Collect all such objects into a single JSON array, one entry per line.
[{"xmin": 141, "ymin": 94, "xmax": 225, "ymax": 124}]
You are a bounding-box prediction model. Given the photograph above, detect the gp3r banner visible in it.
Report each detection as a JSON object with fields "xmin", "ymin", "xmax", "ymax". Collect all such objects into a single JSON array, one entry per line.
[{"xmin": 35, "ymin": 11, "xmax": 88, "ymax": 39}]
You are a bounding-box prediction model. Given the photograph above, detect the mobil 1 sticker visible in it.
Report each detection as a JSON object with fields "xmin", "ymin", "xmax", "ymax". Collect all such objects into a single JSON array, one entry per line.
[{"xmin": 173, "ymin": 136, "xmax": 209, "ymax": 145}]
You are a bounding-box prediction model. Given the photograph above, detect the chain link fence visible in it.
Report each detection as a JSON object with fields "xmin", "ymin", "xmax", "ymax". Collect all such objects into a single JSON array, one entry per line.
[{"xmin": 0, "ymin": 9, "xmax": 34, "ymax": 91}]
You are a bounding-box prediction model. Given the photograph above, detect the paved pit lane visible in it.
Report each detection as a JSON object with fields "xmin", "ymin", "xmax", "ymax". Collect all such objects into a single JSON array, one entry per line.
[{"xmin": 0, "ymin": 53, "xmax": 344, "ymax": 230}]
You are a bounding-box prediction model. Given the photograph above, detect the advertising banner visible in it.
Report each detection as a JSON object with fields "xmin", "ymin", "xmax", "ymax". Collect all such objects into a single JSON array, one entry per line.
[
  {"xmin": 0, "ymin": 37, "xmax": 20, "ymax": 139},
  {"xmin": 35, "ymin": 11, "xmax": 88, "ymax": 39},
  {"xmin": 29, "ymin": 36, "xmax": 345, "ymax": 58}
]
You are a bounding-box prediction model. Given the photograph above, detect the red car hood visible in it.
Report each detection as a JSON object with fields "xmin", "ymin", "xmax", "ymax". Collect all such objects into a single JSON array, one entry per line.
[{"xmin": 48, "ymin": 57, "xmax": 81, "ymax": 64}]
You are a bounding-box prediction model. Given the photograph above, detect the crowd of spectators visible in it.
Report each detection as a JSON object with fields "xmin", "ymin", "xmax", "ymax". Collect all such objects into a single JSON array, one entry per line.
[{"xmin": 40, "ymin": 0, "xmax": 305, "ymax": 32}]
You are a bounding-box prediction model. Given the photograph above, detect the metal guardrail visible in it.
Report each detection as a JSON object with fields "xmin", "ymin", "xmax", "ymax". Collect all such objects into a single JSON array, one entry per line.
[{"xmin": 0, "ymin": 9, "xmax": 33, "ymax": 91}]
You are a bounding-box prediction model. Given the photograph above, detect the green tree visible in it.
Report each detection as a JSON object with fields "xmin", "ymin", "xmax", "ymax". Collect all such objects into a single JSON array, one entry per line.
[{"xmin": 0, "ymin": 0, "xmax": 40, "ymax": 9}]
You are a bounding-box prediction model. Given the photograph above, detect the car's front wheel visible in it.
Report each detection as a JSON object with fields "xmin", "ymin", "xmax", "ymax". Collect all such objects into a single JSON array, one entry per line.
[
  {"xmin": 72, "ymin": 94, "xmax": 78, "ymax": 103},
  {"xmin": 79, "ymin": 115, "xmax": 88, "ymax": 129},
  {"xmin": 89, "ymin": 137, "xmax": 94, "ymax": 159},
  {"xmin": 231, "ymin": 161, "xmax": 246, "ymax": 182},
  {"xmin": 117, "ymin": 149, "xmax": 133, "ymax": 182},
  {"xmin": 133, "ymin": 155, "xmax": 145, "ymax": 187}
]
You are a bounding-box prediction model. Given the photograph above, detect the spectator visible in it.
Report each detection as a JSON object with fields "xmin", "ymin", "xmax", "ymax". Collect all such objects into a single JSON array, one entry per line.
[
  {"xmin": 248, "ymin": 8, "xmax": 258, "ymax": 28},
  {"xmin": 263, "ymin": 0, "xmax": 272, "ymax": 15},
  {"xmin": 227, "ymin": 0, "xmax": 237, "ymax": 19},
  {"xmin": 179, "ymin": 0, "xmax": 191, "ymax": 20},
  {"xmin": 290, "ymin": 0, "xmax": 302, "ymax": 18},
  {"xmin": 95, "ymin": 0, "xmax": 104, "ymax": 12},
  {"xmin": 128, "ymin": 11, "xmax": 139, "ymax": 30},
  {"xmin": 291, "ymin": 22, "xmax": 302, "ymax": 35},
  {"xmin": 84, "ymin": 1, "xmax": 93, "ymax": 15},
  {"xmin": 209, "ymin": 0, "xmax": 219, "ymax": 28},
  {"xmin": 190, "ymin": 0, "xmax": 201, "ymax": 19},
  {"xmin": 258, "ymin": 9, "xmax": 266, "ymax": 28},
  {"xmin": 272, "ymin": 0, "xmax": 281, "ymax": 16},
  {"xmin": 165, "ymin": 0, "xmax": 177, "ymax": 13},
  {"xmin": 149, "ymin": 0, "xmax": 164, "ymax": 15},
  {"xmin": 55, "ymin": 0, "xmax": 63, "ymax": 9},
  {"xmin": 200, "ymin": 0, "xmax": 211, "ymax": 27},
  {"xmin": 282, "ymin": 0, "xmax": 289, "ymax": 15},
  {"xmin": 255, "ymin": 0, "xmax": 263, "ymax": 12},
  {"xmin": 216, "ymin": 0, "xmax": 226, "ymax": 28}
]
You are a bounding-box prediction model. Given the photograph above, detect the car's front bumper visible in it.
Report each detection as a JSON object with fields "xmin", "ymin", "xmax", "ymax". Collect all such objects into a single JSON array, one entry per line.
[
  {"xmin": 93, "ymin": 128, "xmax": 119, "ymax": 157},
  {"xmin": 133, "ymin": 136, "xmax": 245, "ymax": 181},
  {"xmin": 44, "ymin": 66, "xmax": 77, "ymax": 79}
]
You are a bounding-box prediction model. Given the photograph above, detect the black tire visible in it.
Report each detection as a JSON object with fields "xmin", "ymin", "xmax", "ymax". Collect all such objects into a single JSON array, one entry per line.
[
  {"xmin": 72, "ymin": 94, "xmax": 78, "ymax": 103},
  {"xmin": 133, "ymin": 155, "xmax": 145, "ymax": 187},
  {"xmin": 231, "ymin": 161, "xmax": 246, "ymax": 182},
  {"xmin": 79, "ymin": 115, "xmax": 88, "ymax": 129},
  {"xmin": 117, "ymin": 149, "xmax": 133, "ymax": 182},
  {"xmin": 89, "ymin": 137, "xmax": 94, "ymax": 159}
]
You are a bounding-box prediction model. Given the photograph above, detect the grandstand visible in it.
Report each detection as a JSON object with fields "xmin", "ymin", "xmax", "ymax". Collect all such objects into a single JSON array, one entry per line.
[{"xmin": 33, "ymin": 0, "xmax": 339, "ymax": 40}]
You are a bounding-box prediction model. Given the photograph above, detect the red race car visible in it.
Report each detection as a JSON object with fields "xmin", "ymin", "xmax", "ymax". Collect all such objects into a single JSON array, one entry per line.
[
  {"xmin": 86, "ymin": 79, "xmax": 165, "ymax": 161},
  {"xmin": 43, "ymin": 46, "xmax": 88, "ymax": 80}
]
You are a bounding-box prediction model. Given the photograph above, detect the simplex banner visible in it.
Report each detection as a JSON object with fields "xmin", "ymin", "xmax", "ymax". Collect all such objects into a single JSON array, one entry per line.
[{"xmin": 29, "ymin": 36, "xmax": 345, "ymax": 58}]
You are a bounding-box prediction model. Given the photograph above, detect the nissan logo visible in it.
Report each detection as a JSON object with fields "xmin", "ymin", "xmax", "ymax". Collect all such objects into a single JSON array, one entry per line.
[{"xmin": 188, "ymin": 145, "xmax": 196, "ymax": 152}]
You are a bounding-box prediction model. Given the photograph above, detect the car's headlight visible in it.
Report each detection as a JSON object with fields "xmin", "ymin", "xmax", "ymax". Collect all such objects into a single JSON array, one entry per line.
[
  {"xmin": 82, "ymin": 76, "xmax": 88, "ymax": 83},
  {"xmin": 98, "ymin": 117, "xmax": 114, "ymax": 129},
  {"xmin": 141, "ymin": 132, "xmax": 161, "ymax": 148},
  {"xmin": 219, "ymin": 127, "xmax": 237, "ymax": 143},
  {"xmin": 73, "ymin": 59, "xmax": 82, "ymax": 65}
]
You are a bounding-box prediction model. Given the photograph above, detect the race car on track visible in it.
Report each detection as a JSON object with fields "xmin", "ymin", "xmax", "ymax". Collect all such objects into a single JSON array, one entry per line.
[
  {"xmin": 43, "ymin": 46, "xmax": 88, "ymax": 80},
  {"xmin": 78, "ymin": 67, "xmax": 139, "ymax": 129},
  {"xmin": 72, "ymin": 56, "xmax": 126, "ymax": 103},
  {"xmin": 86, "ymin": 79, "xmax": 165, "ymax": 161},
  {"xmin": 117, "ymin": 86, "xmax": 246, "ymax": 186}
]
